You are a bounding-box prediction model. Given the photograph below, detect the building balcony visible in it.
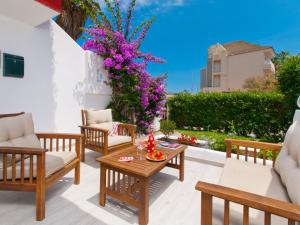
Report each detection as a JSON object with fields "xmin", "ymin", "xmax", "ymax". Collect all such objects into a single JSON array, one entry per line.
[
  {"xmin": 0, "ymin": 0, "xmax": 61, "ymax": 27},
  {"xmin": 263, "ymin": 59, "xmax": 276, "ymax": 75}
]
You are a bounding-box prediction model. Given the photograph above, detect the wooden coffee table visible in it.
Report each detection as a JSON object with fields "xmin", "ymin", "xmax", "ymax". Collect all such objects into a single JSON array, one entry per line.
[{"xmin": 96, "ymin": 144, "xmax": 187, "ymax": 225}]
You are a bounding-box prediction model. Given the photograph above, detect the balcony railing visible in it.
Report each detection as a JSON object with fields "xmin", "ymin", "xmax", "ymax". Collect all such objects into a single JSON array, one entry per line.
[
  {"xmin": 36, "ymin": 0, "xmax": 61, "ymax": 12},
  {"xmin": 263, "ymin": 59, "xmax": 275, "ymax": 74}
]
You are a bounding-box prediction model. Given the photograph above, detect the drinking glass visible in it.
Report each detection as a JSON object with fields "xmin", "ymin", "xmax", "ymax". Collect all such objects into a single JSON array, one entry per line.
[{"xmin": 135, "ymin": 134, "xmax": 147, "ymax": 160}]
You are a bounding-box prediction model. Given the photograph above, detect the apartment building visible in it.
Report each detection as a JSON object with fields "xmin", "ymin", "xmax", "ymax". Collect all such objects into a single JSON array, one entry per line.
[{"xmin": 201, "ymin": 41, "xmax": 276, "ymax": 92}]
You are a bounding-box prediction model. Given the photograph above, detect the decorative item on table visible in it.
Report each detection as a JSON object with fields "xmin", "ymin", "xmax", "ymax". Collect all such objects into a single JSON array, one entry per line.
[
  {"xmin": 147, "ymin": 130, "xmax": 155, "ymax": 154},
  {"xmin": 159, "ymin": 142, "xmax": 180, "ymax": 149},
  {"xmin": 178, "ymin": 133, "xmax": 197, "ymax": 145},
  {"xmin": 135, "ymin": 133, "xmax": 147, "ymax": 160},
  {"xmin": 146, "ymin": 150, "xmax": 167, "ymax": 162},
  {"xmin": 118, "ymin": 156, "xmax": 134, "ymax": 162}
]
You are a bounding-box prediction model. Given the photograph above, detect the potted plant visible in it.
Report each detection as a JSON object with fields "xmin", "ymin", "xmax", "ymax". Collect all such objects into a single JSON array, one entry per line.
[{"xmin": 160, "ymin": 120, "xmax": 176, "ymax": 140}]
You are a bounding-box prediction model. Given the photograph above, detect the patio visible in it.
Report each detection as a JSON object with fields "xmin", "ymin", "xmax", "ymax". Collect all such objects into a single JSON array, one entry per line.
[{"xmin": 0, "ymin": 148, "xmax": 223, "ymax": 225}]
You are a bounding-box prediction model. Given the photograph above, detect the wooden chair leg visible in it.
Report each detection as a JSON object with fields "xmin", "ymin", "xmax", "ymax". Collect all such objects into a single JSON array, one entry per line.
[
  {"xmin": 36, "ymin": 188, "xmax": 45, "ymax": 221},
  {"xmin": 81, "ymin": 145, "xmax": 85, "ymax": 162},
  {"xmin": 36, "ymin": 154, "xmax": 46, "ymax": 221},
  {"xmin": 201, "ymin": 192, "xmax": 212, "ymax": 225},
  {"xmin": 74, "ymin": 161, "xmax": 80, "ymax": 185}
]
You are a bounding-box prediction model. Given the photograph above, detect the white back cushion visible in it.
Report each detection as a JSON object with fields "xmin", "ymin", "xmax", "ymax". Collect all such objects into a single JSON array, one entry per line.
[
  {"xmin": 86, "ymin": 109, "xmax": 113, "ymax": 125},
  {"xmin": 0, "ymin": 113, "xmax": 41, "ymax": 168},
  {"xmin": 275, "ymin": 121, "xmax": 300, "ymax": 205}
]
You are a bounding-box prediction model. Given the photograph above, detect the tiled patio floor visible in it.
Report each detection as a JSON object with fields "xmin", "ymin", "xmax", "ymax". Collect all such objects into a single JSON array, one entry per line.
[{"xmin": 0, "ymin": 148, "xmax": 223, "ymax": 225}]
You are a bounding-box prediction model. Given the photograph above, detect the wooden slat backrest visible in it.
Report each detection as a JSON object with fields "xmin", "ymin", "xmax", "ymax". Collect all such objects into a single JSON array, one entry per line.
[{"xmin": 226, "ymin": 139, "xmax": 282, "ymax": 168}]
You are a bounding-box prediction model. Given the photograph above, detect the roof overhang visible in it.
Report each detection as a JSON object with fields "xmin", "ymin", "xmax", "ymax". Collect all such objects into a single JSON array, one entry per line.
[
  {"xmin": 36, "ymin": 0, "xmax": 61, "ymax": 12},
  {"xmin": 0, "ymin": 0, "xmax": 60, "ymax": 27}
]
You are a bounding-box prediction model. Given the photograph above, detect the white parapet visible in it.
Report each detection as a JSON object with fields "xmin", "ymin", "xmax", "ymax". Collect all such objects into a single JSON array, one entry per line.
[{"xmin": 0, "ymin": 17, "xmax": 111, "ymax": 133}]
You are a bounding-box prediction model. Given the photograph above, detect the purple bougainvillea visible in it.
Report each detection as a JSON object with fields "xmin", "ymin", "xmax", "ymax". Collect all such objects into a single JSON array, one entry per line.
[{"xmin": 82, "ymin": 0, "xmax": 166, "ymax": 132}]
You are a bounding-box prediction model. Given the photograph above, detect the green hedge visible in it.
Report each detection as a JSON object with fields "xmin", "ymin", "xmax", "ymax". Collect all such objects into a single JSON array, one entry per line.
[{"xmin": 168, "ymin": 92, "xmax": 290, "ymax": 141}]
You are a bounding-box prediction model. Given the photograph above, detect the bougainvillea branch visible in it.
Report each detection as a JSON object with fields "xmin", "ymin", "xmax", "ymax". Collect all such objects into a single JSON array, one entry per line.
[
  {"xmin": 79, "ymin": 0, "xmax": 166, "ymax": 133},
  {"xmin": 124, "ymin": 0, "xmax": 136, "ymax": 39}
]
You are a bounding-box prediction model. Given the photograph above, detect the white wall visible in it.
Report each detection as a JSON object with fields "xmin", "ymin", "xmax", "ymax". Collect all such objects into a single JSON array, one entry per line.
[
  {"xmin": 227, "ymin": 51, "xmax": 266, "ymax": 91},
  {"xmin": 0, "ymin": 15, "xmax": 111, "ymax": 133}
]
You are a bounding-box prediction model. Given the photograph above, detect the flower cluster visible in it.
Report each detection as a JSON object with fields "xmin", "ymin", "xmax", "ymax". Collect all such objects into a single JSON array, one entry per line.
[
  {"xmin": 178, "ymin": 133, "xmax": 197, "ymax": 146},
  {"xmin": 83, "ymin": 26, "xmax": 166, "ymax": 132}
]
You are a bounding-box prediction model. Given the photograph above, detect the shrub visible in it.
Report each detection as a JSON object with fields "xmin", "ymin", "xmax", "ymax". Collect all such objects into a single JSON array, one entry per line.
[
  {"xmin": 243, "ymin": 74, "xmax": 277, "ymax": 92},
  {"xmin": 160, "ymin": 120, "xmax": 176, "ymax": 139},
  {"xmin": 168, "ymin": 92, "xmax": 290, "ymax": 142},
  {"xmin": 277, "ymin": 55, "xmax": 300, "ymax": 119}
]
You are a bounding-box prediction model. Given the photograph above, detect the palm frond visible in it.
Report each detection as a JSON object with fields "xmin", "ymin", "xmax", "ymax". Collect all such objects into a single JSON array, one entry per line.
[{"xmin": 72, "ymin": 0, "xmax": 112, "ymax": 30}]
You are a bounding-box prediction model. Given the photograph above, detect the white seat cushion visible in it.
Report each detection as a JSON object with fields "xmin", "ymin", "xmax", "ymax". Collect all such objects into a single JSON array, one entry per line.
[
  {"xmin": 0, "ymin": 113, "xmax": 41, "ymax": 169},
  {"xmin": 0, "ymin": 151, "xmax": 77, "ymax": 180},
  {"xmin": 86, "ymin": 109, "xmax": 113, "ymax": 125},
  {"xmin": 275, "ymin": 120, "xmax": 300, "ymax": 205},
  {"xmin": 108, "ymin": 135, "xmax": 132, "ymax": 147},
  {"xmin": 212, "ymin": 158, "xmax": 290, "ymax": 225},
  {"xmin": 90, "ymin": 122, "xmax": 114, "ymax": 132}
]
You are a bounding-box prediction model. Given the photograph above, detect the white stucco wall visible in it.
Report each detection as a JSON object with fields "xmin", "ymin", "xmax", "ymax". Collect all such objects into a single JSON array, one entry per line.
[
  {"xmin": 226, "ymin": 51, "xmax": 266, "ymax": 91},
  {"xmin": 0, "ymin": 15, "xmax": 111, "ymax": 133}
]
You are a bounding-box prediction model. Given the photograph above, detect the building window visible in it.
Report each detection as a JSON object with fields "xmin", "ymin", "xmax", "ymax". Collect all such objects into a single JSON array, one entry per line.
[
  {"xmin": 213, "ymin": 60, "xmax": 221, "ymax": 73},
  {"xmin": 213, "ymin": 74, "xmax": 221, "ymax": 87}
]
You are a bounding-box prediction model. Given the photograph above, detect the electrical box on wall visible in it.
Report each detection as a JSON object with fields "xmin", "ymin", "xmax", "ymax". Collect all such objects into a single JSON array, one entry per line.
[{"xmin": 3, "ymin": 53, "xmax": 24, "ymax": 78}]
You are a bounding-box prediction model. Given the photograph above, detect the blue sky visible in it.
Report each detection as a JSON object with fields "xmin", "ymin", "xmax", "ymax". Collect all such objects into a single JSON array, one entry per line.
[{"xmin": 78, "ymin": 0, "xmax": 300, "ymax": 93}]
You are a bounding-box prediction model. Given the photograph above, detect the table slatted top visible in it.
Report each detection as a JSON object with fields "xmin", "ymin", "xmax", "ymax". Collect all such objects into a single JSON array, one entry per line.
[{"xmin": 96, "ymin": 144, "xmax": 187, "ymax": 178}]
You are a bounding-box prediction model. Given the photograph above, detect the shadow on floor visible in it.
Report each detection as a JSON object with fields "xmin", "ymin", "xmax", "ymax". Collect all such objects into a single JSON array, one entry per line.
[
  {"xmin": 87, "ymin": 172, "xmax": 177, "ymax": 224},
  {"xmin": 82, "ymin": 149, "xmax": 103, "ymax": 169},
  {"xmin": 0, "ymin": 177, "xmax": 111, "ymax": 225}
]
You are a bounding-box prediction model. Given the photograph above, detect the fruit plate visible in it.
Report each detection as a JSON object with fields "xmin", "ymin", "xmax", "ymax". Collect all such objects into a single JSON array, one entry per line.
[{"xmin": 146, "ymin": 153, "xmax": 167, "ymax": 162}]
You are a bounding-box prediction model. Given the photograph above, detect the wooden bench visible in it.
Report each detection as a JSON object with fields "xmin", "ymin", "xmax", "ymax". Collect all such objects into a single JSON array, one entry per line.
[{"xmin": 196, "ymin": 137, "xmax": 300, "ymax": 225}]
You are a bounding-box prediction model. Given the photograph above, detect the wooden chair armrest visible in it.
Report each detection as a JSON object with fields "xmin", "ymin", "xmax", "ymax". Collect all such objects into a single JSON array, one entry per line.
[
  {"xmin": 195, "ymin": 181, "xmax": 300, "ymax": 222},
  {"xmin": 79, "ymin": 125, "xmax": 109, "ymax": 134},
  {"xmin": 118, "ymin": 123, "xmax": 136, "ymax": 139},
  {"xmin": 118, "ymin": 123, "xmax": 136, "ymax": 130},
  {"xmin": 36, "ymin": 133, "xmax": 82, "ymax": 157},
  {"xmin": 0, "ymin": 146, "xmax": 47, "ymax": 155},
  {"xmin": 36, "ymin": 133, "xmax": 83, "ymax": 140}
]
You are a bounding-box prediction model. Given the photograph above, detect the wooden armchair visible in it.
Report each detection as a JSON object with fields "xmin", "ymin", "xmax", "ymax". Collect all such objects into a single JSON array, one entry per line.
[
  {"xmin": 196, "ymin": 138, "xmax": 300, "ymax": 225},
  {"xmin": 80, "ymin": 109, "xmax": 136, "ymax": 161},
  {"xmin": 0, "ymin": 113, "xmax": 81, "ymax": 221}
]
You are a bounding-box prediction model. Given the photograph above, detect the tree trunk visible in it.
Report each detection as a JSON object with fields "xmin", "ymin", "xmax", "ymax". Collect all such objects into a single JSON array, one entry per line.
[{"xmin": 56, "ymin": 0, "xmax": 87, "ymax": 40}]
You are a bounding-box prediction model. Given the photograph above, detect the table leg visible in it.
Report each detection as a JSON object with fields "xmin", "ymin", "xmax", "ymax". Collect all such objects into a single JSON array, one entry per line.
[
  {"xmin": 179, "ymin": 151, "xmax": 185, "ymax": 182},
  {"xmin": 99, "ymin": 164, "xmax": 107, "ymax": 206},
  {"xmin": 139, "ymin": 178, "xmax": 149, "ymax": 225}
]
